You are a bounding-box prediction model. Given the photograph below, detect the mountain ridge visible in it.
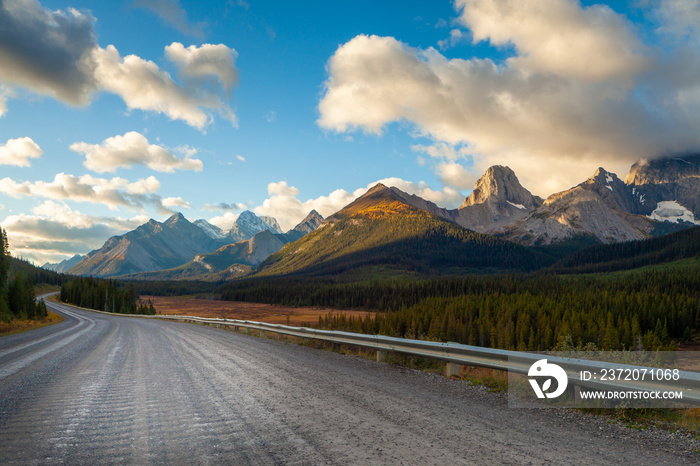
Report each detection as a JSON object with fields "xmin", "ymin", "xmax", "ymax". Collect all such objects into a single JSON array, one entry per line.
[
  {"xmin": 255, "ymin": 184, "xmax": 552, "ymax": 278},
  {"xmin": 57, "ymin": 153, "xmax": 700, "ymax": 279}
]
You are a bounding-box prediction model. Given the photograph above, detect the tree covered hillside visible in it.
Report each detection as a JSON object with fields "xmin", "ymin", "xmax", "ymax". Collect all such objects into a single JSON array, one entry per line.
[
  {"xmin": 256, "ymin": 196, "xmax": 553, "ymax": 278},
  {"xmin": 0, "ymin": 227, "xmax": 48, "ymax": 322}
]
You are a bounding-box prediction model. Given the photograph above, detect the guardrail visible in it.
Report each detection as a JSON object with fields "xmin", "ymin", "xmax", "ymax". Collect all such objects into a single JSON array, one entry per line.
[{"xmin": 46, "ymin": 298, "xmax": 700, "ymax": 406}]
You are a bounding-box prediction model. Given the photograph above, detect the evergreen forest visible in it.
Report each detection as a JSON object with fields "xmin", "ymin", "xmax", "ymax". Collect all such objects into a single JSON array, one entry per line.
[
  {"xmin": 60, "ymin": 277, "xmax": 156, "ymax": 315},
  {"xmin": 0, "ymin": 227, "xmax": 49, "ymax": 322}
]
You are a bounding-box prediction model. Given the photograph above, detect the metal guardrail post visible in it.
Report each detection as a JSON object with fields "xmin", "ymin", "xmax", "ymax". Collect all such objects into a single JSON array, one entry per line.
[{"xmin": 445, "ymin": 362, "xmax": 461, "ymax": 377}]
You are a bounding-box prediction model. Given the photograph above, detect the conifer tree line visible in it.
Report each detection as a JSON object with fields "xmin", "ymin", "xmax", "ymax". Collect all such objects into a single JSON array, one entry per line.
[
  {"xmin": 224, "ymin": 263, "xmax": 699, "ymax": 351},
  {"xmin": 60, "ymin": 277, "xmax": 155, "ymax": 315},
  {"xmin": 0, "ymin": 227, "xmax": 48, "ymax": 322}
]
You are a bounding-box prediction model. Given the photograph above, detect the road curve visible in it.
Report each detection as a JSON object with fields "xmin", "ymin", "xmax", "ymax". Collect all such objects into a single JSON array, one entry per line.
[{"xmin": 0, "ymin": 299, "xmax": 698, "ymax": 465}]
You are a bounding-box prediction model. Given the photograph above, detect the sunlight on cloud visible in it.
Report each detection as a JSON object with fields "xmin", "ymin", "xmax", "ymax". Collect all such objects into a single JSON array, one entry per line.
[
  {"xmin": 3, "ymin": 200, "xmax": 148, "ymax": 264},
  {"xmin": 0, "ymin": 1, "xmax": 239, "ymax": 128},
  {"xmin": 92, "ymin": 44, "xmax": 233, "ymax": 129},
  {"xmin": 207, "ymin": 211, "xmax": 239, "ymax": 230},
  {"xmin": 0, "ymin": 137, "xmax": 43, "ymax": 167},
  {"xmin": 70, "ymin": 131, "xmax": 203, "ymax": 173},
  {"xmin": 318, "ymin": 0, "xmax": 700, "ymax": 195},
  {"xmin": 162, "ymin": 196, "xmax": 191, "ymax": 209},
  {"xmin": 455, "ymin": 0, "xmax": 648, "ymax": 82},
  {"xmin": 165, "ymin": 42, "xmax": 239, "ymax": 95},
  {"xmin": 435, "ymin": 162, "xmax": 477, "ymax": 190},
  {"xmin": 0, "ymin": 173, "xmax": 170, "ymax": 212}
]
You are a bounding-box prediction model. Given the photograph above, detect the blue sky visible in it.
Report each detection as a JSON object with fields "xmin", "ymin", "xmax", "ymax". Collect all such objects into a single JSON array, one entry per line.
[{"xmin": 1, "ymin": 0, "xmax": 700, "ymax": 264}]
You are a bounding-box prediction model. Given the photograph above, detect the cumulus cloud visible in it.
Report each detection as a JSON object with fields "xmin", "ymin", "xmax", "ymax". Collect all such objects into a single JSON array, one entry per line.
[
  {"xmin": 0, "ymin": 137, "xmax": 43, "ymax": 166},
  {"xmin": 455, "ymin": 0, "xmax": 648, "ymax": 82},
  {"xmin": 93, "ymin": 44, "xmax": 237, "ymax": 128},
  {"xmin": 0, "ymin": 1, "xmax": 238, "ymax": 128},
  {"xmin": 2, "ymin": 200, "xmax": 147, "ymax": 264},
  {"xmin": 318, "ymin": 0, "xmax": 700, "ymax": 195},
  {"xmin": 162, "ymin": 196, "xmax": 191, "ymax": 209},
  {"xmin": 133, "ymin": 0, "xmax": 205, "ymax": 38},
  {"xmin": 435, "ymin": 162, "xmax": 477, "ymax": 190},
  {"xmin": 70, "ymin": 131, "xmax": 203, "ymax": 173},
  {"xmin": 252, "ymin": 179, "xmax": 464, "ymax": 231},
  {"xmin": 0, "ymin": 0, "xmax": 98, "ymax": 105},
  {"xmin": 0, "ymin": 173, "xmax": 172, "ymax": 212},
  {"xmin": 165, "ymin": 42, "xmax": 238, "ymax": 94},
  {"xmin": 206, "ymin": 211, "xmax": 239, "ymax": 230}
]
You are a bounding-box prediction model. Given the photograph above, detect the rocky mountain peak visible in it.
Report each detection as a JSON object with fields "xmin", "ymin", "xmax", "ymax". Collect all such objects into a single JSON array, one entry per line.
[
  {"xmin": 625, "ymin": 155, "xmax": 700, "ymax": 186},
  {"xmin": 332, "ymin": 183, "xmax": 455, "ymax": 223},
  {"xmin": 460, "ymin": 165, "xmax": 542, "ymax": 210},
  {"xmin": 164, "ymin": 212, "xmax": 187, "ymax": 226},
  {"xmin": 228, "ymin": 210, "xmax": 282, "ymax": 241},
  {"xmin": 259, "ymin": 216, "xmax": 283, "ymax": 234},
  {"xmin": 366, "ymin": 182, "xmax": 388, "ymax": 194},
  {"xmin": 624, "ymin": 154, "xmax": 700, "ymax": 217},
  {"xmin": 194, "ymin": 219, "xmax": 226, "ymax": 239},
  {"xmin": 293, "ymin": 210, "xmax": 324, "ymax": 233},
  {"xmin": 237, "ymin": 210, "xmax": 257, "ymax": 222},
  {"xmin": 587, "ymin": 167, "xmax": 624, "ymax": 188}
]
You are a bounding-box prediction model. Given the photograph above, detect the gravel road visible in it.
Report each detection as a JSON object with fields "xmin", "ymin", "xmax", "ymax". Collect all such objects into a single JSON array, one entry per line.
[{"xmin": 0, "ymin": 299, "xmax": 698, "ymax": 465}]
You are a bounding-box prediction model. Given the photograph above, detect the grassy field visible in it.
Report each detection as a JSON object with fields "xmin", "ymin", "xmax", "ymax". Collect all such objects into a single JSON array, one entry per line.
[
  {"xmin": 0, "ymin": 311, "xmax": 64, "ymax": 337},
  {"xmin": 0, "ymin": 285, "xmax": 63, "ymax": 337},
  {"xmin": 142, "ymin": 295, "xmax": 375, "ymax": 326}
]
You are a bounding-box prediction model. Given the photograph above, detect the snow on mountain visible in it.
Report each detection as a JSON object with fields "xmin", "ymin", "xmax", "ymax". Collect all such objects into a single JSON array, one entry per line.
[
  {"xmin": 194, "ymin": 219, "xmax": 227, "ymax": 239},
  {"xmin": 228, "ymin": 210, "xmax": 282, "ymax": 241},
  {"xmin": 647, "ymin": 201, "xmax": 699, "ymax": 225}
]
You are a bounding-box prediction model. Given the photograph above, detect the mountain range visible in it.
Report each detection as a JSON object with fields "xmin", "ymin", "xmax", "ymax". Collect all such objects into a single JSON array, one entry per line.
[
  {"xmin": 46, "ymin": 154, "xmax": 699, "ymax": 280},
  {"xmin": 49, "ymin": 209, "xmax": 307, "ymax": 277}
]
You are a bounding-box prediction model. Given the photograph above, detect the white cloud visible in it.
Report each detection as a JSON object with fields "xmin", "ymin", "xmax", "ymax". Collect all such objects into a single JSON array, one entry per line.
[
  {"xmin": 92, "ymin": 44, "xmax": 237, "ymax": 129},
  {"xmin": 252, "ymin": 178, "xmax": 465, "ymax": 231},
  {"xmin": 207, "ymin": 211, "xmax": 239, "ymax": 230},
  {"xmin": 0, "ymin": 1, "xmax": 238, "ymax": 128},
  {"xmin": 435, "ymin": 162, "xmax": 477, "ymax": 190},
  {"xmin": 317, "ymin": 0, "xmax": 700, "ymax": 195},
  {"xmin": 2, "ymin": 200, "xmax": 147, "ymax": 264},
  {"xmin": 455, "ymin": 0, "xmax": 648, "ymax": 82},
  {"xmin": 162, "ymin": 196, "xmax": 191, "ymax": 209},
  {"xmin": 0, "ymin": 173, "xmax": 171, "ymax": 212},
  {"xmin": 165, "ymin": 42, "xmax": 238, "ymax": 94},
  {"xmin": 70, "ymin": 131, "xmax": 203, "ymax": 173},
  {"xmin": 0, "ymin": 137, "xmax": 43, "ymax": 166},
  {"xmin": 236, "ymin": 154, "xmax": 246, "ymax": 162}
]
